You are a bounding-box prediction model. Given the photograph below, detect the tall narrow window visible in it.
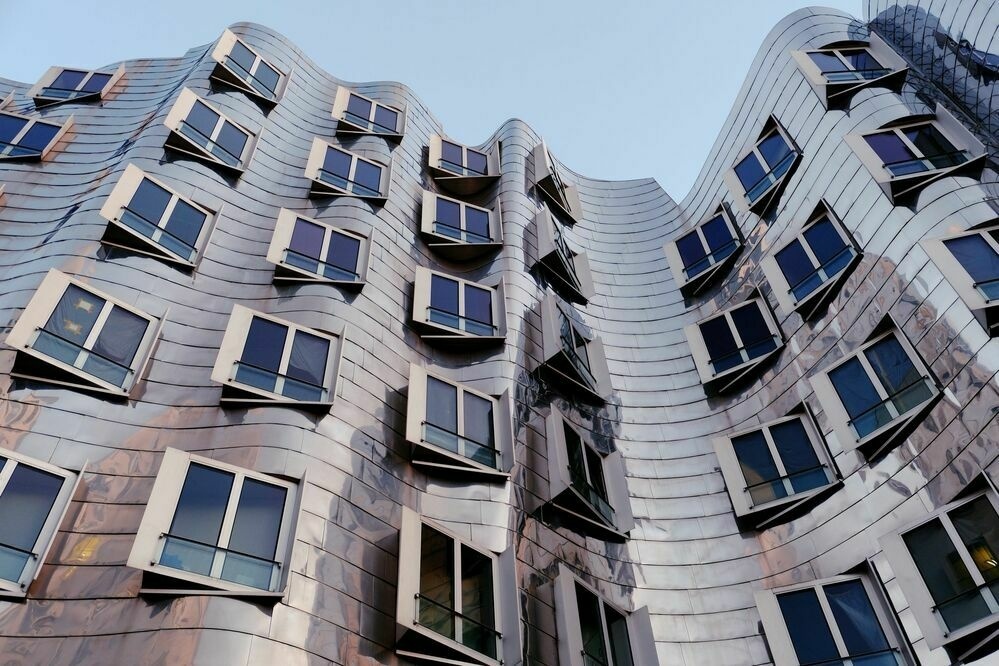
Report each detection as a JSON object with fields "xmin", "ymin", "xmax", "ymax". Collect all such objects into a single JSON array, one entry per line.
[
  {"xmin": 534, "ymin": 205, "xmax": 595, "ymax": 304},
  {"xmin": 30, "ymin": 64, "xmax": 123, "ymax": 108},
  {"xmin": 536, "ymin": 294, "xmax": 611, "ymax": 402},
  {"xmin": 332, "ymin": 87, "xmax": 405, "ymax": 139},
  {"xmin": 210, "ymin": 29, "xmax": 285, "ymax": 103},
  {"xmin": 412, "ymin": 268, "xmax": 506, "ymax": 342},
  {"xmin": 428, "ymin": 135, "xmax": 499, "ymax": 196},
  {"xmin": 923, "ymin": 222, "xmax": 999, "ymax": 335},
  {"xmin": 267, "ymin": 209, "xmax": 369, "ymax": 286},
  {"xmin": 531, "ymin": 140, "xmax": 584, "ymax": 224},
  {"xmin": 164, "ymin": 89, "xmax": 255, "ymax": 172},
  {"xmin": 665, "ymin": 206, "xmax": 741, "ymax": 296},
  {"xmin": 306, "ymin": 138, "xmax": 390, "ymax": 201},
  {"xmin": 724, "ymin": 117, "xmax": 799, "ymax": 215},
  {"xmin": 0, "ymin": 110, "xmax": 71, "ymax": 161}
]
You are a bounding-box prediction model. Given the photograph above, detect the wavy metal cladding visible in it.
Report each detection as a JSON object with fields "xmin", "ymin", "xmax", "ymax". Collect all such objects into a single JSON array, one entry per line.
[{"xmin": 0, "ymin": 0, "xmax": 996, "ymax": 664}]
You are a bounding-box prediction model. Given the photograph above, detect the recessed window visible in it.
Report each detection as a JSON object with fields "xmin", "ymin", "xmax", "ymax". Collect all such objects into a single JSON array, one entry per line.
[
  {"xmin": 534, "ymin": 204, "xmax": 594, "ymax": 304},
  {"xmin": 923, "ymin": 221, "xmax": 999, "ymax": 335},
  {"xmin": 164, "ymin": 88, "xmax": 255, "ymax": 172},
  {"xmin": 724, "ymin": 117, "xmax": 800, "ymax": 215},
  {"xmin": 332, "ymin": 87, "xmax": 404, "ymax": 139},
  {"xmin": 395, "ymin": 508, "xmax": 518, "ymax": 666},
  {"xmin": 664, "ymin": 206, "xmax": 741, "ymax": 297},
  {"xmin": 531, "ymin": 140, "xmax": 583, "ymax": 224},
  {"xmin": 127, "ymin": 448, "xmax": 299, "ymax": 597},
  {"xmin": 420, "ymin": 190, "xmax": 503, "ymax": 259},
  {"xmin": 29, "ymin": 64, "xmax": 123, "ymax": 108},
  {"xmin": 305, "ymin": 138, "xmax": 390, "ymax": 202},
  {"xmin": 0, "ymin": 108, "xmax": 72, "ymax": 161},
  {"xmin": 210, "ymin": 29, "xmax": 285, "ymax": 103},
  {"xmin": 211, "ymin": 305, "xmax": 343, "ymax": 408},
  {"xmin": 266, "ymin": 208, "xmax": 370, "ymax": 286},
  {"xmin": 405, "ymin": 365, "xmax": 514, "ymax": 479},
  {"xmin": 761, "ymin": 203, "xmax": 861, "ymax": 318},
  {"xmin": 685, "ymin": 296, "xmax": 783, "ymax": 393},
  {"xmin": 0, "ymin": 449, "xmax": 80, "ymax": 598},
  {"xmin": 428, "ymin": 135, "xmax": 499, "ymax": 196},
  {"xmin": 791, "ymin": 35, "xmax": 907, "ymax": 108},
  {"xmin": 5, "ymin": 269, "xmax": 161, "ymax": 396},
  {"xmin": 412, "ymin": 267, "xmax": 506, "ymax": 343},
  {"xmin": 99, "ymin": 163, "xmax": 215, "ymax": 267},
  {"xmin": 811, "ymin": 327, "xmax": 939, "ymax": 457},
  {"xmin": 535, "ymin": 294, "xmax": 611, "ymax": 402}
]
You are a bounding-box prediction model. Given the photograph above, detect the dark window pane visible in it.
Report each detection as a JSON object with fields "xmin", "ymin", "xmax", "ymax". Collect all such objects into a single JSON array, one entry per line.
[
  {"xmin": 584, "ymin": 446, "xmax": 608, "ymax": 501},
  {"xmin": 128, "ymin": 178, "xmax": 173, "ymax": 224},
  {"xmin": 826, "ymin": 580, "xmax": 891, "ymax": 657},
  {"xmin": 87, "ymin": 306, "xmax": 149, "ymax": 376},
  {"xmin": 465, "ymin": 208, "xmax": 490, "ymax": 241},
  {"xmin": 734, "ymin": 153, "xmax": 766, "ymax": 190},
  {"xmin": 905, "ymin": 124, "xmax": 955, "ymax": 157},
  {"xmin": 809, "ymin": 51, "xmax": 847, "ymax": 73},
  {"xmin": 866, "ymin": 337, "xmax": 925, "ymax": 415},
  {"xmin": 436, "ymin": 198, "xmax": 461, "ymax": 232},
  {"xmin": 289, "ymin": 218, "xmax": 324, "ymax": 261},
  {"xmin": 466, "ymin": 149, "xmax": 488, "ymax": 175},
  {"xmin": 80, "ymin": 72, "xmax": 112, "ymax": 93},
  {"xmin": 606, "ymin": 605, "xmax": 634, "ymax": 666},
  {"xmin": 776, "ymin": 240, "xmax": 816, "ymax": 294},
  {"xmin": 564, "ymin": 423, "xmax": 587, "ymax": 490},
  {"xmin": 463, "ymin": 392, "xmax": 494, "ymax": 450},
  {"xmin": 730, "ymin": 302, "xmax": 776, "ymax": 359},
  {"xmin": 732, "ymin": 431, "xmax": 785, "ymax": 505},
  {"xmin": 426, "ymin": 376, "xmax": 458, "ymax": 434},
  {"xmin": 461, "ymin": 544, "xmax": 496, "ymax": 656},
  {"xmin": 44, "ymin": 285, "xmax": 105, "ymax": 346},
  {"xmin": 702, "ymin": 215, "xmax": 736, "ymax": 256},
  {"xmin": 803, "ymin": 217, "xmax": 848, "ymax": 266},
  {"xmin": 430, "ymin": 275, "xmax": 459, "ymax": 315},
  {"xmin": 17, "ymin": 123, "xmax": 60, "ymax": 152},
  {"xmin": 0, "ymin": 464, "xmax": 63, "ymax": 552},
  {"xmin": 285, "ymin": 330, "xmax": 330, "ymax": 388},
  {"xmin": 323, "ymin": 147, "xmax": 352, "ymax": 178},
  {"xmin": 676, "ymin": 231, "xmax": 708, "ymax": 271},
  {"xmin": 419, "ymin": 525, "xmax": 455, "ymax": 638},
  {"xmin": 227, "ymin": 478, "xmax": 286, "ymax": 560},
  {"xmin": 353, "ymin": 159, "xmax": 382, "ymax": 194},
  {"xmin": 169, "ymin": 464, "xmax": 234, "ymax": 545},
  {"xmin": 829, "ymin": 357, "xmax": 882, "ymax": 421},
  {"xmin": 464, "ymin": 285, "xmax": 493, "ymax": 326},
  {"xmin": 699, "ymin": 315, "xmax": 739, "ymax": 371},
  {"xmin": 186, "ymin": 101, "xmax": 220, "ymax": 139},
  {"xmin": 945, "ymin": 235, "xmax": 999, "ymax": 287},
  {"xmin": 240, "ymin": 317, "xmax": 286, "ymax": 371},
  {"xmin": 758, "ymin": 131, "xmax": 793, "ymax": 170},
  {"xmin": 253, "ymin": 62, "xmax": 280, "ymax": 94},
  {"xmin": 373, "ymin": 106, "xmax": 398, "ymax": 133},
  {"xmin": 326, "ymin": 230, "xmax": 361, "ymax": 277},
  {"xmin": 346, "ymin": 94, "xmax": 372, "ymax": 121},
  {"xmin": 770, "ymin": 420, "xmax": 825, "ymax": 494},
  {"xmin": 0, "ymin": 114, "xmax": 29, "ymax": 143},
  {"xmin": 50, "ymin": 69, "xmax": 87, "ymax": 91},
  {"xmin": 777, "ymin": 588, "xmax": 840, "ymax": 664},
  {"xmin": 576, "ymin": 584, "xmax": 609, "ymax": 664},
  {"xmin": 163, "ymin": 199, "xmax": 207, "ymax": 248},
  {"xmin": 842, "ymin": 48, "xmax": 882, "ymax": 71},
  {"xmin": 441, "ymin": 140, "xmax": 463, "ymax": 167},
  {"xmin": 951, "ymin": 496, "xmax": 999, "ymax": 585},
  {"xmin": 228, "ymin": 41, "xmax": 256, "ymax": 73},
  {"xmin": 865, "ymin": 131, "xmax": 914, "ymax": 165},
  {"xmin": 215, "ymin": 122, "xmax": 247, "ymax": 161}
]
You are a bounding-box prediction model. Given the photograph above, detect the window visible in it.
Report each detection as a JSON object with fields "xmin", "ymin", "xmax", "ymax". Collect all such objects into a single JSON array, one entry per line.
[
  {"xmin": 880, "ymin": 489, "xmax": 999, "ymax": 653},
  {"xmin": 810, "ymin": 327, "xmax": 939, "ymax": 457},
  {"xmin": 685, "ymin": 297, "xmax": 783, "ymax": 394},
  {"xmin": 420, "ymin": 190, "xmax": 503, "ymax": 259},
  {"xmin": 412, "ymin": 267, "xmax": 506, "ymax": 342},
  {"xmin": 210, "ymin": 29, "xmax": 285, "ymax": 103},
  {"xmin": 535, "ymin": 294, "xmax": 612, "ymax": 402},
  {"xmin": 164, "ymin": 88, "xmax": 255, "ymax": 172},
  {"xmin": 98, "ymin": 163, "xmax": 216, "ymax": 267},
  {"xmin": 664, "ymin": 205, "xmax": 741, "ymax": 297},
  {"xmin": 395, "ymin": 508, "xmax": 518, "ymax": 666},
  {"xmin": 305, "ymin": 138, "xmax": 390, "ymax": 202},
  {"xmin": 791, "ymin": 35, "xmax": 907, "ymax": 109},
  {"xmin": 724, "ymin": 117, "xmax": 800, "ymax": 215},
  {"xmin": 266, "ymin": 209, "xmax": 370, "ymax": 286},
  {"xmin": 0, "ymin": 106, "xmax": 72, "ymax": 161},
  {"xmin": 845, "ymin": 104, "xmax": 986, "ymax": 204},
  {"xmin": 923, "ymin": 222, "xmax": 999, "ymax": 335},
  {"xmin": 211, "ymin": 305, "xmax": 343, "ymax": 408},
  {"xmin": 534, "ymin": 204, "xmax": 595, "ymax": 304},
  {"xmin": 713, "ymin": 413, "xmax": 838, "ymax": 526},
  {"xmin": 761, "ymin": 203, "xmax": 861, "ymax": 318},
  {"xmin": 127, "ymin": 448, "xmax": 299, "ymax": 597},
  {"xmin": 428, "ymin": 135, "xmax": 499, "ymax": 195},
  {"xmin": 29, "ymin": 64, "xmax": 124, "ymax": 108},
  {"xmin": 551, "ymin": 564, "xmax": 657, "ymax": 666},
  {"xmin": 5, "ymin": 269, "xmax": 161, "ymax": 396},
  {"xmin": 756, "ymin": 574, "xmax": 908, "ymax": 666},
  {"xmin": 332, "ymin": 87, "xmax": 405, "ymax": 139},
  {"xmin": 0, "ymin": 449, "xmax": 81, "ymax": 598},
  {"xmin": 531, "ymin": 140, "xmax": 583, "ymax": 224},
  {"xmin": 405, "ymin": 365, "xmax": 514, "ymax": 479}
]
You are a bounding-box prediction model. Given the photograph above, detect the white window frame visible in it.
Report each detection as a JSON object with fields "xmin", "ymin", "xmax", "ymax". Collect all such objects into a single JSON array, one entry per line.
[
  {"xmin": 810, "ymin": 327, "xmax": 939, "ymax": 456},
  {"xmin": 531, "ymin": 139, "xmax": 583, "ymax": 224},
  {"xmin": 420, "ymin": 189, "xmax": 503, "ymax": 260},
  {"xmin": 331, "ymin": 86, "xmax": 406, "ymax": 139},
  {"xmin": 534, "ymin": 204, "xmax": 595, "ymax": 304},
  {"xmin": 723, "ymin": 117, "xmax": 800, "ymax": 215},
  {"xmin": 428, "ymin": 135, "xmax": 500, "ymax": 196},
  {"xmin": 0, "ymin": 97, "xmax": 73, "ymax": 162},
  {"xmin": 210, "ymin": 304, "xmax": 344, "ymax": 408},
  {"xmin": 163, "ymin": 88, "xmax": 257, "ymax": 173},
  {"xmin": 536, "ymin": 293, "xmax": 612, "ymax": 402},
  {"xmin": 922, "ymin": 222, "xmax": 999, "ymax": 336},
  {"xmin": 305, "ymin": 137, "xmax": 392, "ymax": 202},
  {"xmin": 98, "ymin": 163, "xmax": 219, "ymax": 268},
  {"xmin": 28, "ymin": 64, "xmax": 125, "ymax": 108},
  {"xmin": 127, "ymin": 447, "xmax": 301, "ymax": 598},
  {"xmin": 210, "ymin": 28, "xmax": 287, "ymax": 104},
  {"xmin": 5, "ymin": 268, "xmax": 163, "ymax": 396},
  {"xmin": 0, "ymin": 448, "xmax": 83, "ymax": 598},
  {"xmin": 790, "ymin": 34, "xmax": 908, "ymax": 109},
  {"xmin": 405, "ymin": 364, "xmax": 514, "ymax": 479},
  {"xmin": 664, "ymin": 205, "xmax": 741, "ymax": 297},
  {"xmin": 412, "ymin": 267, "xmax": 507, "ymax": 342},
  {"xmin": 266, "ymin": 208, "xmax": 371, "ymax": 286}
]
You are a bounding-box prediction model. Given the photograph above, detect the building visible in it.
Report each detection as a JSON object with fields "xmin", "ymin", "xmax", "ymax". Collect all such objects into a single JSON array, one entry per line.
[{"xmin": 0, "ymin": 0, "xmax": 997, "ymax": 663}]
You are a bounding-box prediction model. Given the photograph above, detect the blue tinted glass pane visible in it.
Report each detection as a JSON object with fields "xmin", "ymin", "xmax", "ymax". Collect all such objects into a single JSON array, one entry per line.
[
  {"xmin": 466, "ymin": 150, "xmax": 488, "ymax": 175},
  {"xmin": 186, "ymin": 101, "xmax": 219, "ymax": 139},
  {"xmin": 841, "ymin": 49, "xmax": 882, "ymax": 71},
  {"xmin": 951, "ymin": 496, "xmax": 999, "ymax": 585},
  {"xmin": 227, "ymin": 478, "xmax": 286, "ymax": 560},
  {"xmin": 829, "ymin": 357, "xmax": 881, "ymax": 420},
  {"xmin": 169, "ymin": 464, "xmax": 234, "ymax": 546},
  {"xmin": 905, "ymin": 124, "xmax": 955, "ymax": 157},
  {"xmin": 758, "ymin": 132, "xmax": 792, "ymax": 170},
  {"xmin": 215, "ymin": 122, "xmax": 247, "ymax": 161},
  {"xmin": 51, "ymin": 70, "xmax": 87, "ymax": 91},
  {"xmin": 441, "ymin": 141, "xmax": 462, "ymax": 166},
  {"xmin": 346, "ymin": 94, "xmax": 372, "ymax": 121},
  {"xmin": 465, "ymin": 208, "xmax": 490, "ymax": 240},
  {"xmin": 285, "ymin": 331, "xmax": 329, "ymax": 400},
  {"xmin": 866, "ymin": 336, "xmax": 920, "ymax": 396},
  {"xmin": 43, "ymin": 285, "xmax": 105, "ymax": 346},
  {"xmin": 463, "ymin": 392, "xmax": 494, "ymax": 451},
  {"xmin": 732, "ymin": 431, "xmax": 785, "ymax": 505},
  {"xmin": 734, "ymin": 153, "xmax": 766, "ymax": 190},
  {"xmin": 825, "ymin": 580, "xmax": 891, "ymax": 657},
  {"xmin": 323, "ymin": 147, "xmax": 352, "ymax": 178},
  {"xmin": 803, "ymin": 217, "xmax": 848, "ymax": 266},
  {"xmin": 775, "ymin": 240, "xmax": 817, "ymax": 295},
  {"xmin": 0, "ymin": 464, "xmax": 63, "ymax": 553},
  {"xmin": 289, "ymin": 219, "xmax": 324, "ymax": 261},
  {"xmin": 426, "ymin": 376, "xmax": 458, "ymax": 435},
  {"xmin": 777, "ymin": 588, "xmax": 840, "ymax": 664},
  {"xmin": 326, "ymin": 231, "xmax": 360, "ymax": 276},
  {"xmin": 0, "ymin": 114, "xmax": 29, "ymax": 143},
  {"xmin": 701, "ymin": 215, "xmax": 735, "ymax": 255},
  {"xmin": 229, "ymin": 41, "xmax": 256, "ymax": 73},
  {"xmin": 865, "ymin": 131, "xmax": 914, "ymax": 165},
  {"xmin": 163, "ymin": 199, "xmax": 206, "ymax": 249},
  {"xmin": 699, "ymin": 315, "xmax": 739, "ymax": 370},
  {"xmin": 436, "ymin": 198, "xmax": 461, "ymax": 231},
  {"xmin": 770, "ymin": 420, "xmax": 825, "ymax": 494},
  {"xmin": 730, "ymin": 302, "xmax": 776, "ymax": 359},
  {"xmin": 353, "ymin": 160, "xmax": 382, "ymax": 194},
  {"xmin": 86, "ymin": 306, "xmax": 148, "ymax": 384},
  {"xmin": 240, "ymin": 317, "xmax": 286, "ymax": 372},
  {"xmin": 808, "ymin": 51, "xmax": 846, "ymax": 73},
  {"xmin": 676, "ymin": 231, "xmax": 708, "ymax": 271},
  {"xmin": 129, "ymin": 179, "xmax": 172, "ymax": 224},
  {"xmin": 945, "ymin": 235, "xmax": 999, "ymax": 289},
  {"xmin": 18, "ymin": 123, "xmax": 60, "ymax": 152},
  {"xmin": 81, "ymin": 73, "xmax": 112, "ymax": 93},
  {"xmin": 373, "ymin": 106, "xmax": 398, "ymax": 133},
  {"xmin": 253, "ymin": 62, "xmax": 279, "ymax": 95},
  {"xmin": 464, "ymin": 285, "xmax": 493, "ymax": 327},
  {"xmin": 430, "ymin": 275, "xmax": 459, "ymax": 315}
]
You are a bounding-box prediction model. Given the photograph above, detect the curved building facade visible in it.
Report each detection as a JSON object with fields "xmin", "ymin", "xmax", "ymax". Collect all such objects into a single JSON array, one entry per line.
[{"xmin": 0, "ymin": 1, "xmax": 997, "ymax": 664}]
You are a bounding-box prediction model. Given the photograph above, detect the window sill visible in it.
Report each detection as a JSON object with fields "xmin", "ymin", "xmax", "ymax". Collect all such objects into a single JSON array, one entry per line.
[
  {"xmin": 210, "ymin": 64, "xmax": 281, "ymax": 107},
  {"xmin": 335, "ymin": 118, "xmax": 403, "ymax": 141},
  {"xmin": 271, "ymin": 261, "xmax": 365, "ymax": 289},
  {"xmin": 410, "ymin": 440, "xmax": 510, "ymax": 482},
  {"xmin": 165, "ymin": 130, "xmax": 246, "ymax": 174},
  {"xmin": 308, "ymin": 177, "xmax": 386, "ymax": 203}
]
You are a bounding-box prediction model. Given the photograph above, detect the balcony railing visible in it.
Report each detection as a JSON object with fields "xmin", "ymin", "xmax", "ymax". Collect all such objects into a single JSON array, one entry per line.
[
  {"xmin": 846, "ymin": 375, "xmax": 934, "ymax": 440},
  {"xmin": 0, "ymin": 541, "xmax": 36, "ymax": 585},
  {"xmin": 823, "ymin": 67, "xmax": 892, "ymax": 83},
  {"xmin": 786, "ymin": 245, "xmax": 856, "ymax": 301},
  {"xmin": 415, "ymin": 593, "xmax": 501, "ymax": 660},
  {"xmin": 31, "ymin": 327, "xmax": 134, "ymax": 388},
  {"xmin": 427, "ymin": 306, "xmax": 496, "ymax": 336},
  {"xmin": 550, "ymin": 221, "xmax": 583, "ymax": 291},
  {"xmin": 177, "ymin": 121, "xmax": 243, "ymax": 168},
  {"xmin": 342, "ymin": 110, "xmax": 397, "ymax": 135},
  {"xmin": 559, "ymin": 324, "xmax": 598, "ymax": 390},
  {"xmin": 884, "ymin": 149, "xmax": 970, "ymax": 177},
  {"xmin": 570, "ymin": 475, "xmax": 615, "ymax": 525},
  {"xmin": 744, "ymin": 463, "xmax": 829, "ymax": 506},
  {"xmin": 930, "ymin": 581, "xmax": 998, "ymax": 632},
  {"xmin": 682, "ymin": 237, "xmax": 739, "ymax": 279},
  {"xmin": 974, "ymin": 275, "xmax": 999, "ymax": 302},
  {"xmin": 317, "ymin": 167, "xmax": 381, "ymax": 197},
  {"xmin": 0, "ymin": 139, "xmax": 44, "ymax": 159},
  {"xmin": 222, "ymin": 55, "xmax": 278, "ymax": 99},
  {"xmin": 118, "ymin": 206, "xmax": 198, "ymax": 262},
  {"xmin": 232, "ymin": 360, "xmax": 327, "ymax": 402},
  {"xmin": 282, "ymin": 248, "xmax": 359, "ymax": 282},
  {"xmin": 437, "ymin": 158, "xmax": 488, "ymax": 177},
  {"xmin": 158, "ymin": 533, "xmax": 280, "ymax": 591},
  {"xmin": 38, "ymin": 86, "xmax": 97, "ymax": 101},
  {"xmin": 745, "ymin": 151, "xmax": 796, "ymax": 203},
  {"xmin": 422, "ymin": 421, "xmax": 498, "ymax": 469},
  {"xmin": 432, "ymin": 220, "xmax": 492, "ymax": 244},
  {"xmin": 802, "ymin": 648, "xmax": 902, "ymax": 666},
  {"xmin": 708, "ymin": 334, "xmax": 780, "ymax": 375}
]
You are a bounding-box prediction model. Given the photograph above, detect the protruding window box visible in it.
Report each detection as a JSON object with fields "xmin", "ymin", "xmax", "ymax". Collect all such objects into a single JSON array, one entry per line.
[
  {"xmin": 164, "ymin": 88, "xmax": 256, "ymax": 174},
  {"xmin": 543, "ymin": 409, "xmax": 634, "ymax": 542},
  {"xmin": 664, "ymin": 204, "xmax": 742, "ymax": 297},
  {"xmin": 412, "ymin": 267, "xmax": 507, "ymax": 345},
  {"xmin": 724, "ymin": 117, "xmax": 801, "ymax": 216},
  {"xmin": 760, "ymin": 201, "xmax": 861, "ymax": 319},
  {"xmin": 99, "ymin": 164, "xmax": 218, "ymax": 269},
  {"xmin": 0, "ymin": 96, "xmax": 73, "ymax": 162},
  {"xmin": 428, "ymin": 135, "xmax": 499, "ymax": 196},
  {"xmin": 923, "ymin": 221, "xmax": 999, "ymax": 335},
  {"xmin": 420, "ymin": 190, "xmax": 503, "ymax": 260},
  {"xmin": 28, "ymin": 64, "xmax": 124, "ymax": 109},
  {"xmin": 210, "ymin": 29, "xmax": 287, "ymax": 105},
  {"xmin": 534, "ymin": 294, "xmax": 612, "ymax": 403},
  {"xmin": 211, "ymin": 305, "xmax": 344, "ymax": 410},
  {"xmin": 267, "ymin": 209, "xmax": 370, "ymax": 288},
  {"xmin": 395, "ymin": 508, "xmax": 520, "ymax": 666},
  {"xmin": 845, "ymin": 104, "xmax": 987, "ymax": 205},
  {"xmin": 531, "ymin": 140, "xmax": 583, "ymax": 225},
  {"xmin": 791, "ymin": 35, "xmax": 908, "ymax": 109},
  {"xmin": 127, "ymin": 448, "xmax": 301, "ymax": 601},
  {"xmin": 332, "ymin": 87, "xmax": 405, "ymax": 141},
  {"xmin": 534, "ymin": 205, "xmax": 595, "ymax": 304},
  {"xmin": 713, "ymin": 411, "xmax": 840, "ymax": 529},
  {"xmin": 405, "ymin": 365, "xmax": 514, "ymax": 481},
  {"xmin": 685, "ymin": 296, "xmax": 784, "ymax": 395},
  {"xmin": 306, "ymin": 138, "xmax": 391, "ymax": 203},
  {"xmin": 810, "ymin": 326, "xmax": 940, "ymax": 460},
  {"xmin": 5, "ymin": 269, "xmax": 162, "ymax": 398}
]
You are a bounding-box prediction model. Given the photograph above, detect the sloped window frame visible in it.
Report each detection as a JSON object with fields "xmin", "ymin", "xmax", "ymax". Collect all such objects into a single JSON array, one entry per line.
[
  {"xmin": 419, "ymin": 189, "xmax": 503, "ymax": 260},
  {"xmin": 723, "ymin": 116, "xmax": 801, "ymax": 216},
  {"xmin": 28, "ymin": 64, "xmax": 124, "ymax": 108},
  {"xmin": 534, "ymin": 204, "xmax": 595, "ymax": 304},
  {"xmin": 922, "ymin": 221, "xmax": 999, "ymax": 336},
  {"xmin": 266, "ymin": 208, "xmax": 371, "ymax": 287},
  {"xmin": 305, "ymin": 137, "xmax": 392, "ymax": 202},
  {"xmin": 210, "ymin": 28, "xmax": 287, "ymax": 104},
  {"xmin": 536, "ymin": 293, "xmax": 612, "ymax": 403},
  {"xmin": 428, "ymin": 135, "xmax": 500, "ymax": 196},
  {"xmin": 531, "ymin": 140, "xmax": 584, "ymax": 224},
  {"xmin": 664, "ymin": 204, "xmax": 742, "ymax": 297},
  {"xmin": 790, "ymin": 34, "xmax": 908, "ymax": 109},
  {"xmin": 0, "ymin": 95, "xmax": 73, "ymax": 162},
  {"xmin": 163, "ymin": 88, "xmax": 257, "ymax": 173},
  {"xmin": 412, "ymin": 267, "xmax": 507, "ymax": 343},
  {"xmin": 332, "ymin": 86, "xmax": 406, "ymax": 140}
]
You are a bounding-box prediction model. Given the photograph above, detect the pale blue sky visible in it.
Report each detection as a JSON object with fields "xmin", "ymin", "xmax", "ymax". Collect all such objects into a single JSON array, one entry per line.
[{"xmin": 0, "ymin": 1, "xmax": 860, "ymax": 197}]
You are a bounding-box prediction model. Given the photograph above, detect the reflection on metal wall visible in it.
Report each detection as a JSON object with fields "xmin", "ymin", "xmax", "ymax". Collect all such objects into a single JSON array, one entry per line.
[{"xmin": 0, "ymin": 0, "xmax": 995, "ymax": 664}]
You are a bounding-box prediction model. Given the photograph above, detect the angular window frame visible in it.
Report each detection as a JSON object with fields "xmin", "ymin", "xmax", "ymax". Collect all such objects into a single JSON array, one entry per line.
[
  {"xmin": 535, "ymin": 294, "xmax": 612, "ymax": 403},
  {"xmin": 210, "ymin": 28, "xmax": 287, "ymax": 104},
  {"xmin": 531, "ymin": 140, "xmax": 584, "ymax": 225},
  {"xmin": 305, "ymin": 137, "xmax": 392, "ymax": 202},
  {"xmin": 127, "ymin": 447, "xmax": 301, "ymax": 599},
  {"xmin": 0, "ymin": 94, "xmax": 73, "ymax": 162},
  {"xmin": 723, "ymin": 116, "xmax": 801, "ymax": 216},
  {"xmin": 405, "ymin": 365, "xmax": 514, "ymax": 480},
  {"xmin": 5, "ymin": 269, "xmax": 163, "ymax": 397},
  {"xmin": 922, "ymin": 221, "xmax": 999, "ymax": 336},
  {"xmin": 163, "ymin": 88, "xmax": 257, "ymax": 174},
  {"xmin": 98, "ymin": 163, "xmax": 219, "ymax": 269},
  {"xmin": 210, "ymin": 304, "xmax": 344, "ymax": 410},
  {"xmin": 411, "ymin": 267, "xmax": 507, "ymax": 344},
  {"xmin": 533, "ymin": 204, "xmax": 595, "ymax": 304},
  {"xmin": 428, "ymin": 135, "xmax": 500, "ymax": 196},
  {"xmin": 332, "ymin": 86, "xmax": 406, "ymax": 140},
  {"xmin": 266, "ymin": 208, "xmax": 371, "ymax": 287},
  {"xmin": 790, "ymin": 34, "xmax": 908, "ymax": 109},
  {"xmin": 28, "ymin": 64, "xmax": 124, "ymax": 109},
  {"xmin": 664, "ymin": 204, "xmax": 742, "ymax": 298},
  {"xmin": 419, "ymin": 189, "xmax": 503, "ymax": 260}
]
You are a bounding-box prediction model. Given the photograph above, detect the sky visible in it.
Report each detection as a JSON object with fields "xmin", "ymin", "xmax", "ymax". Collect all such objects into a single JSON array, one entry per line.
[{"xmin": 0, "ymin": 0, "xmax": 861, "ymax": 198}]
